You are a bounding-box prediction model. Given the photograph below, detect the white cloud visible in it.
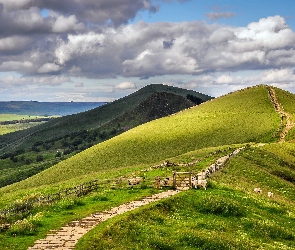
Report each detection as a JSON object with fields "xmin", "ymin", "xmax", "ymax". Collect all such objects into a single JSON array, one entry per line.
[
  {"xmin": 215, "ymin": 75, "xmax": 234, "ymax": 84},
  {"xmin": 75, "ymin": 82, "xmax": 84, "ymax": 87},
  {"xmin": 114, "ymin": 81, "xmax": 137, "ymax": 90},
  {"xmin": 38, "ymin": 63, "xmax": 61, "ymax": 73},
  {"xmin": 0, "ymin": 61, "xmax": 33, "ymax": 71},
  {"xmin": 52, "ymin": 15, "xmax": 84, "ymax": 33}
]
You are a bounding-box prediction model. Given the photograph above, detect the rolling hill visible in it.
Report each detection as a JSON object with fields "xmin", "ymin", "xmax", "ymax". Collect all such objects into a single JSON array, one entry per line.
[
  {"xmin": 0, "ymin": 84, "xmax": 211, "ymax": 188},
  {"xmin": 1, "ymin": 84, "xmax": 295, "ymax": 250},
  {"xmin": 0, "ymin": 84, "xmax": 211, "ymax": 153}
]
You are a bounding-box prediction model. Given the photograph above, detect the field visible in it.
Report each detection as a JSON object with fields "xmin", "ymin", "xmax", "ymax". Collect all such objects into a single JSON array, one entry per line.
[
  {"xmin": 0, "ymin": 85, "xmax": 295, "ymax": 249},
  {"xmin": 0, "ymin": 114, "xmax": 53, "ymax": 135}
]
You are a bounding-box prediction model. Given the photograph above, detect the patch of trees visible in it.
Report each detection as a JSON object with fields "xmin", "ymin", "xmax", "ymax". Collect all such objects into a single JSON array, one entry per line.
[{"xmin": 186, "ymin": 94, "xmax": 203, "ymax": 105}]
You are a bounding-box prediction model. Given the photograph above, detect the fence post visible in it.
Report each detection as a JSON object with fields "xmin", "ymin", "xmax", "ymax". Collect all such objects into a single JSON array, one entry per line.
[{"xmin": 173, "ymin": 172, "xmax": 176, "ymax": 189}]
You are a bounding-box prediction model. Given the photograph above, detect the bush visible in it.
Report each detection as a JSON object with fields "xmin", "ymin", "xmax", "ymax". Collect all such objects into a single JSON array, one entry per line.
[{"xmin": 9, "ymin": 212, "xmax": 43, "ymax": 236}]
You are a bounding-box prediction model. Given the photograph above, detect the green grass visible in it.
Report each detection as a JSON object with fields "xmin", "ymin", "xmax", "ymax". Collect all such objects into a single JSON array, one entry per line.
[
  {"xmin": 76, "ymin": 143, "xmax": 295, "ymax": 250},
  {"xmin": 0, "ymin": 186, "xmax": 160, "ymax": 250},
  {"xmin": 76, "ymin": 188, "xmax": 295, "ymax": 250},
  {"xmin": 0, "ymin": 114, "xmax": 50, "ymax": 135},
  {"xmin": 1, "ymin": 85, "xmax": 295, "ymax": 249},
  {"xmin": 0, "ymin": 85, "xmax": 281, "ymax": 195},
  {"xmin": 0, "ymin": 114, "xmax": 48, "ymax": 122}
]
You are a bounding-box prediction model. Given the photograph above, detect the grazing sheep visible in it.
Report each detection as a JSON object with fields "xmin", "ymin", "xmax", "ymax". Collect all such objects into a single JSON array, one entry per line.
[
  {"xmin": 128, "ymin": 177, "xmax": 142, "ymax": 186},
  {"xmin": 161, "ymin": 177, "xmax": 173, "ymax": 187},
  {"xmin": 191, "ymin": 177, "xmax": 207, "ymax": 190},
  {"xmin": 268, "ymin": 192, "xmax": 274, "ymax": 198},
  {"xmin": 254, "ymin": 188, "xmax": 262, "ymax": 193}
]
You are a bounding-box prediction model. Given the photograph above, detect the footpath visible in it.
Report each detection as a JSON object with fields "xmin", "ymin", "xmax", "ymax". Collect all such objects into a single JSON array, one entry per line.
[
  {"xmin": 28, "ymin": 148, "xmax": 243, "ymax": 250},
  {"xmin": 28, "ymin": 190, "xmax": 179, "ymax": 250},
  {"xmin": 268, "ymin": 86, "xmax": 295, "ymax": 142}
]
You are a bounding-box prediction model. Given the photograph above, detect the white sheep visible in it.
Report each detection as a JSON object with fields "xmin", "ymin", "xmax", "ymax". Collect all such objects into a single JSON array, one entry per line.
[
  {"xmin": 128, "ymin": 177, "xmax": 142, "ymax": 186},
  {"xmin": 268, "ymin": 192, "xmax": 274, "ymax": 198},
  {"xmin": 191, "ymin": 177, "xmax": 207, "ymax": 190},
  {"xmin": 254, "ymin": 188, "xmax": 262, "ymax": 193}
]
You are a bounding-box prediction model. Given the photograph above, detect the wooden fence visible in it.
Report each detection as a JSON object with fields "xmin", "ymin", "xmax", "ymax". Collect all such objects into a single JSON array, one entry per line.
[{"xmin": 173, "ymin": 172, "xmax": 192, "ymax": 190}]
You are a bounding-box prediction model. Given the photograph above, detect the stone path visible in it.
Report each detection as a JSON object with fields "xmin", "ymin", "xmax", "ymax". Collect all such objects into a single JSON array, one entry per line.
[
  {"xmin": 268, "ymin": 86, "xmax": 295, "ymax": 142},
  {"xmin": 28, "ymin": 190, "xmax": 180, "ymax": 250},
  {"xmin": 28, "ymin": 148, "xmax": 244, "ymax": 250}
]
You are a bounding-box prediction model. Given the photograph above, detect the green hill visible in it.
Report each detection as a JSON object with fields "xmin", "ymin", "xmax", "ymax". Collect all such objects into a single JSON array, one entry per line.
[
  {"xmin": 0, "ymin": 84, "xmax": 210, "ymax": 188},
  {"xmin": 0, "ymin": 84, "xmax": 286, "ymax": 197},
  {"xmin": 1, "ymin": 84, "xmax": 295, "ymax": 250},
  {"xmin": 0, "ymin": 84, "xmax": 211, "ymax": 153}
]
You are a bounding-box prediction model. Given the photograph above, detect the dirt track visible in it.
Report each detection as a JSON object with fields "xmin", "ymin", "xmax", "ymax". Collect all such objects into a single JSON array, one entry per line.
[
  {"xmin": 268, "ymin": 86, "xmax": 295, "ymax": 142},
  {"xmin": 28, "ymin": 190, "xmax": 180, "ymax": 250}
]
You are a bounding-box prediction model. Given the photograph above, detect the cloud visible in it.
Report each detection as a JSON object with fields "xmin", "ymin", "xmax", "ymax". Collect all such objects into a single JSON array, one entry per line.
[
  {"xmin": 0, "ymin": 0, "xmax": 295, "ymax": 93},
  {"xmin": 114, "ymin": 81, "xmax": 137, "ymax": 90},
  {"xmin": 51, "ymin": 14, "xmax": 85, "ymax": 33},
  {"xmin": 75, "ymin": 82, "xmax": 84, "ymax": 87},
  {"xmin": 0, "ymin": 0, "xmax": 159, "ymax": 26},
  {"xmin": 215, "ymin": 75, "xmax": 234, "ymax": 84},
  {"xmin": 38, "ymin": 62, "xmax": 61, "ymax": 73},
  {"xmin": 0, "ymin": 74, "xmax": 71, "ymax": 87},
  {"xmin": 206, "ymin": 12, "xmax": 236, "ymax": 20}
]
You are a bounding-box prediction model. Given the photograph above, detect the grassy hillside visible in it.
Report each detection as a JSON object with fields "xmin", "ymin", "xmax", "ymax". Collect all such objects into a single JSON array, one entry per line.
[
  {"xmin": 0, "ymin": 85, "xmax": 282, "ymax": 199},
  {"xmin": 1, "ymin": 85, "xmax": 295, "ymax": 249},
  {"xmin": 0, "ymin": 84, "xmax": 211, "ymax": 152},
  {"xmin": 0, "ymin": 85, "xmax": 206, "ymax": 188},
  {"xmin": 76, "ymin": 142, "xmax": 295, "ymax": 250}
]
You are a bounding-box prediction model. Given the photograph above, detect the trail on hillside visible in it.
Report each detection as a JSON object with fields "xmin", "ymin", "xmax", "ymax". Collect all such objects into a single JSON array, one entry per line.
[
  {"xmin": 267, "ymin": 86, "xmax": 295, "ymax": 142},
  {"xmin": 28, "ymin": 190, "xmax": 180, "ymax": 250},
  {"xmin": 27, "ymin": 149, "xmax": 243, "ymax": 250}
]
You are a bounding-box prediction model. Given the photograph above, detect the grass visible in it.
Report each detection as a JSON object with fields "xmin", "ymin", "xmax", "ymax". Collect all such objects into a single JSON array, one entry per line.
[
  {"xmin": 76, "ymin": 143, "xmax": 295, "ymax": 250},
  {"xmin": 76, "ymin": 188, "xmax": 295, "ymax": 250},
  {"xmin": 1, "ymin": 85, "xmax": 295, "ymax": 249},
  {"xmin": 0, "ymin": 85, "xmax": 281, "ymax": 194},
  {"xmin": 0, "ymin": 86, "xmax": 204, "ymax": 188},
  {"xmin": 0, "ymin": 114, "xmax": 51, "ymax": 135},
  {"xmin": 0, "ymin": 185, "xmax": 160, "ymax": 250}
]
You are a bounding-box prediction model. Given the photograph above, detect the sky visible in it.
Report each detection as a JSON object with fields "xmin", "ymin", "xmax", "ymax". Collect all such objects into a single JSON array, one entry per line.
[{"xmin": 0, "ymin": 0, "xmax": 295, "ymax": 102}]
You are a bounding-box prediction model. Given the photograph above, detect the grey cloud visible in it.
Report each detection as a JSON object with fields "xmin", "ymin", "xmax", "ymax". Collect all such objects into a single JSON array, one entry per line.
[
  {"xmin": 0, "ymin": 0, "xmax": 159, "ymax": 26},
  {"xmin": 7, "ymin": 16, "xmax": 294, "ymax": 79},
  {"xmin": 206, "ymin": 12, "xmax": 236, "ymax": 20},
  {"xmin": 163, "ymin": 39, "xmax": 175, "ymax": 49}
]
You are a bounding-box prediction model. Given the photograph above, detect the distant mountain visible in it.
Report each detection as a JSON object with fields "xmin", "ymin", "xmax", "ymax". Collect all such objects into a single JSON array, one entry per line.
[
  {"xmin": 0, "ymin": 84, "xmax": 213, "ymax": 187},
  {"xmin": 0, "ymin": 101, "xmax": 106, "ymax": 116}
]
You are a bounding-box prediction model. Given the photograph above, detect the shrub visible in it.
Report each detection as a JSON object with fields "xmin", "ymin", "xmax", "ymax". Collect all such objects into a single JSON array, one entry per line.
[{"xmin": 9, "ymin": 212, "xmax": 43, "ymax": 236}]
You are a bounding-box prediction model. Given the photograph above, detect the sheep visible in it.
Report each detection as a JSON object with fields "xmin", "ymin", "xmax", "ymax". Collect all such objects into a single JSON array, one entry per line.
[
  {"xmin": 194, "ymin": 180, "xmax": 207, "ymax": 190},
  {"xmin": 191, "ymin": 176, "xmax": 207, "ymax": 190},
  {"xmin": 254, "ymin": 188, "xmax": 262, "ymax": 193},
  {"xmin": 161, "ymin": 177, "xmax": 173, "ymax": 187},
  {"xmin": 268, "ymin": 192, "xmax": 274, "ymax": 198},
  {"xmin": 128, "ymin": 177, "xmax": 142, "ymax": 186}
]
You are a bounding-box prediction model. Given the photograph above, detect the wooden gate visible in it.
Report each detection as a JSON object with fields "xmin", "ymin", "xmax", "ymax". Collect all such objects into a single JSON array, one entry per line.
[{"xmin": 173, "ymin": 172, "xmax": 192, "ymax": 190}]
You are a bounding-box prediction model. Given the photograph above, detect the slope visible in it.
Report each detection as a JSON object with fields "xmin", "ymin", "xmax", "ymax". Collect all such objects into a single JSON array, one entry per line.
[
  {"xmin": 0, "ymin": 85, "xmax": 284, "ymax": 197},
  {"xmin": 77, "ymin": 142, "xmax": 295, "ymax": 250},
  {"xmin": 0, "ymin": 85, "xmax": 207, "ymax": 188},
  {"xmin": 0, "ymin": 84, "xmax": 212, "ymax": 153}
]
